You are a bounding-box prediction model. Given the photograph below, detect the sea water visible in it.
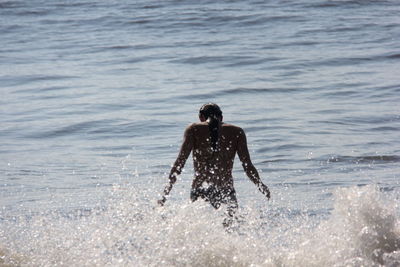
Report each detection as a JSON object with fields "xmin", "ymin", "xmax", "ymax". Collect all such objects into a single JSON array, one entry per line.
[{"xmin": 1, "ymin": 0, "xmax": 400, "ymax": 266}]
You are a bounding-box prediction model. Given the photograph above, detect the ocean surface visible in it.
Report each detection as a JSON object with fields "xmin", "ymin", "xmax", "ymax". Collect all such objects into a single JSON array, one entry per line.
[{"xmin": 1, "ymin": 0, "xmax": 400, "ymax": 266}]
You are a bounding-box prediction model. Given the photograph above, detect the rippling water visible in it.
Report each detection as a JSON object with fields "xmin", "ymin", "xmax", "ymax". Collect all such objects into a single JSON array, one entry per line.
[{"xmin": 1, "ymin": 0, "xmax": 400, "ymax": 266}]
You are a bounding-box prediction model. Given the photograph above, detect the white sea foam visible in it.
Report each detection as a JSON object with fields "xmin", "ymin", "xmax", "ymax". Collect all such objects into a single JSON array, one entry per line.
[
  {"xmin": 1, "ymin": 185, "xmax": 399, "ymax": 266},
  {"xmin": 274, "ymin": 185, "xmax": 400, "ymax": 267}
]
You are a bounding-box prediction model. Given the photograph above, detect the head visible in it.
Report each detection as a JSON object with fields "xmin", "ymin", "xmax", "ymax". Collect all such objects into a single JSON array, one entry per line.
[{"xmin": 198, "ymin": 103, "xmax": 223, "ymax": 122}]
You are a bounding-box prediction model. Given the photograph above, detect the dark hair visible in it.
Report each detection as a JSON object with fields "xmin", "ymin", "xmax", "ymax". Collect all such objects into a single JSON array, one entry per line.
[{"xmin": 199, "ymin": 103, "xmax": 222, "ymax": 152}]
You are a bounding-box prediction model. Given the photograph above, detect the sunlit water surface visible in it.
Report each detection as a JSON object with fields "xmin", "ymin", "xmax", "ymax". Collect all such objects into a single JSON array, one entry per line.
[{"xmin": 1, "ymin": 0, "xmax": 400, "ymax": 266}]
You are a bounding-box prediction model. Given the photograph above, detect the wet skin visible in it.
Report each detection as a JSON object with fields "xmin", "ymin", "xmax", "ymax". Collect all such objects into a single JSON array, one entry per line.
[{"xmin": 159, "ymin": 115, "xmax": 270, "ymax": 207}]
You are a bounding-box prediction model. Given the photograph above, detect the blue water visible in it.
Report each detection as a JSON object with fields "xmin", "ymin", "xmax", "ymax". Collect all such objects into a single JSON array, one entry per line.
[{"xmin": 1, "ymin": 0, "xmax": 400, "ymax": 265}]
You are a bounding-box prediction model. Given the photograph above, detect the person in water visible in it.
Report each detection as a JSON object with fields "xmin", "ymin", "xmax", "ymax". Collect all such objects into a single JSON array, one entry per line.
[{"xmin": 158, "ymin": 103, "xmax": 270, "ymax": 217}]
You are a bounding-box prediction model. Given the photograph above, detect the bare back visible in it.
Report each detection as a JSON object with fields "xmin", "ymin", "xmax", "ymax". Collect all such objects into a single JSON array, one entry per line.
[
  {"xmin": 184, "ymin": 122, "xmax": 248, "ymax": 190},
  {"xmin": 159, "ymin": 115, "xmax": 270, "ymax": 207},
  {"xmin": 158, "ymin": 104, "xmax": 270, "ymax": 208}
]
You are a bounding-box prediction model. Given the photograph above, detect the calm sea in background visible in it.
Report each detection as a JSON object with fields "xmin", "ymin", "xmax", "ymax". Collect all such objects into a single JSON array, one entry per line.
[{"xmin": 1, "ymin": 0, "xmax": 400, "ymax": 266}]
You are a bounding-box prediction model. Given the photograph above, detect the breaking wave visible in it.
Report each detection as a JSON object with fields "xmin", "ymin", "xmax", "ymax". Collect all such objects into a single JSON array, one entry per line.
[{"xmin": 1, "ymin": 185, "xmax": 399, "ymax": 266}]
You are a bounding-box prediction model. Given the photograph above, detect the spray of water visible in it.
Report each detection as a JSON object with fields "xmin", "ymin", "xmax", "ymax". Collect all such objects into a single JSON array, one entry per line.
[{"xmin": 1, "ymin": 185, "xmax": 399, "ymax": 266}]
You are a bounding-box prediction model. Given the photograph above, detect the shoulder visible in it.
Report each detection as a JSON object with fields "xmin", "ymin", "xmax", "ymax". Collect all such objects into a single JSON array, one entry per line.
[
  {"xmin": 186, "ymin": 122, "xmax": 214, "ymax": 130},
  {"xmin": 184, "ymin": 122, "xmax": 206, "ymax": 135},
  {"xmin": 221, "ymin": 123, "xmax": 245, "ymax": 134},
  {"xmin": 185, "ymin": 122, "xmax": 206, "ymax": 130}
]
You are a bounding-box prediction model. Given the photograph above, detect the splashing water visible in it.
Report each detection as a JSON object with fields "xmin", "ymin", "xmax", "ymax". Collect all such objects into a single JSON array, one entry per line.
[
  {"xmin": 1, "ymin": 185, "xmax": 400, "ymax": 266},
  {"xmin": 274, "ymin": 186, "xmax": 400, "ymax": 267}
]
